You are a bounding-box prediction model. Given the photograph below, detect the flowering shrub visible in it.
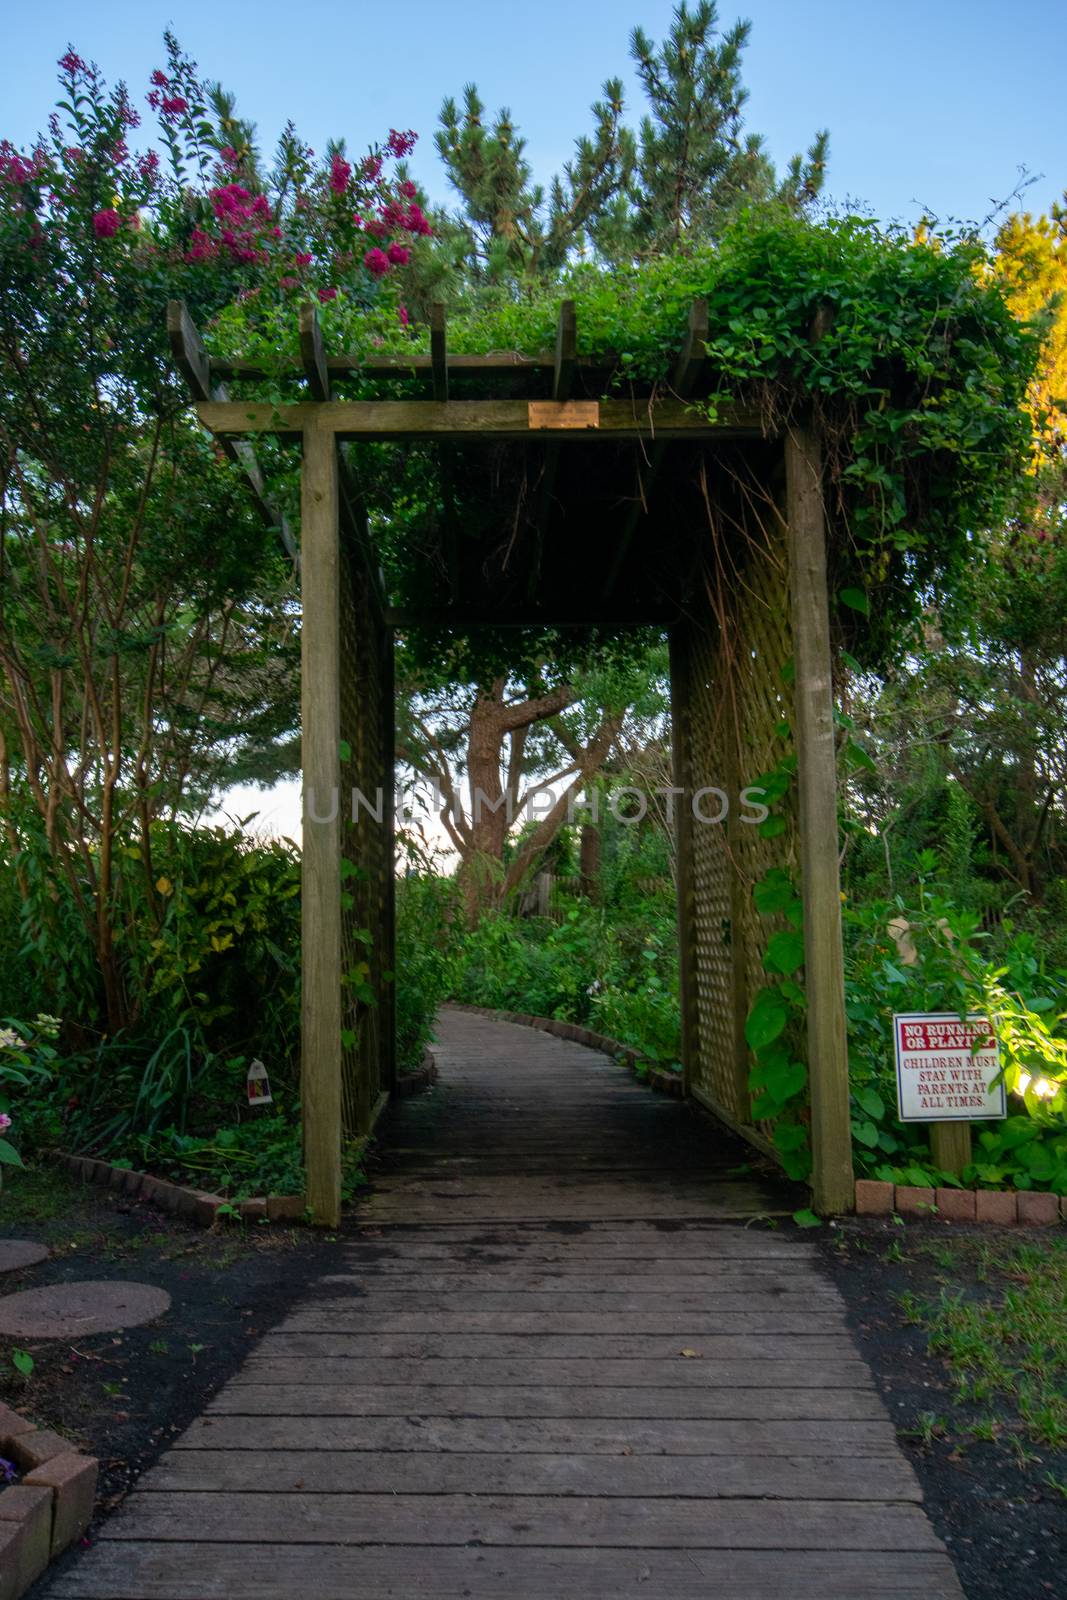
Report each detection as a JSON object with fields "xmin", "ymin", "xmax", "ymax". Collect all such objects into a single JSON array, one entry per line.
[{"xmin": 0, "ymin": 1016, "xmax": 58, "ymax": 1172}]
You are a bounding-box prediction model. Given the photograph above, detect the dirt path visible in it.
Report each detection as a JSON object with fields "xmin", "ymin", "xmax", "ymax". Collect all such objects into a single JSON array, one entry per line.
[{"xmin": 41, "ymin": 1008, "xmax": 965, "ymax": 1599}]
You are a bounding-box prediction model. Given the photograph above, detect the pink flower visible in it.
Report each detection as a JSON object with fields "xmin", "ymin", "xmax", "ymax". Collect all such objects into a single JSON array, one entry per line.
[
  {"xmin": 92, "ymin": 209, "xmax": 121, "ymax": 238},
  {"xmin": 160, "ymin": 96, "xmax": 188, "ymax": 120},
  {"xmin": 0, "ymin": 1113, "xmax": 11, "ymax": 1133},
  {"xmin": 279, "ymin": 275, "xmax": 299, "ymax": 290},
  {"xmin": 398, "ymin": 304, "xmax": 410, "ymax": 327},
  {"xmin": 317, "ymin": 286, "xmax": 338, "ymax": 302},
  {"xmin": 329, "ymin": 153, "xmax": 351, "ymax": 195},
  {"xmin": 362, "ymin": 155, "xmax": 382, "ymax": 181},
  {"xmin": 387, "ymin": 242, "xmax": 410, "ymax": 266},
  {"xmin": 399, "ymin": 180, "xmax": 417, "ymax": 199},
  {"xmin": 150, "ymin": 69, "xmax": 169, "ymax": 88},
  {"xmin": 59, "ymin": 51, "xmax": 85, "ymax": 76},
  {"xmin": 294, "ymin": 251, "xmax": 312, "ymax": 267},
  {"xmin": 387, "ymin": 129, "xmax": 417, "ymax": 157},
  {"xmin": 363, "ymin": 247, "xmax": 390, "ymax": 277}
]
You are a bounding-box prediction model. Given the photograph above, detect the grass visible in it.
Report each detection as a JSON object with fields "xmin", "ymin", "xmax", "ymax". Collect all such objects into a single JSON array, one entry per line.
[{"xmin": 902, "ymin": 1234, "xmax": 1067, "ymax": 1456}]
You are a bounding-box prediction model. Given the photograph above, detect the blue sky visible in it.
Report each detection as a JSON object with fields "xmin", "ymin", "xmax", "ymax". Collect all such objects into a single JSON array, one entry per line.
[{"xmin": 4, "ymin": 0, "xmax": 1065, "ymax": 229}]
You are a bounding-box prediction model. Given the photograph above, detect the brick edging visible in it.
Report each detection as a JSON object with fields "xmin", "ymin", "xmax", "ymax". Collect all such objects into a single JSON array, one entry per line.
[
  {"xmin": 445, "ymin": 1003, "xmax": 685, "ymax": 1098},
  {"xmin": 855, "ymin": 1177, "xmax": 1066, "ymax": 1225},
  {"xmin": 47, "ymin": 1151, "xmax": 306, "ymax": 1227},
  {"xmin": 0, "ymin": 1402, "xmax": 98, "ymax": 1596}
]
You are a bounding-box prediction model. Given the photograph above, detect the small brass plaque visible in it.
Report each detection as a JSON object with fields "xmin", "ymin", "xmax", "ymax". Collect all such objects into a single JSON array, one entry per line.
[{"xmin": 527, "ymin": 400, "xmax": 600, "ymax": 430}]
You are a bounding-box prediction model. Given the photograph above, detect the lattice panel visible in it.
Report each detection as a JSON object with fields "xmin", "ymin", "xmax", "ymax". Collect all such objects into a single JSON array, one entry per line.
[
  {"xmin": 338, "ymin": 526, "xmax": 392, "ymax": 1137},
  {"xmin": 677, "ymin": 490, "xmax": 799, "ymax": 1147}
]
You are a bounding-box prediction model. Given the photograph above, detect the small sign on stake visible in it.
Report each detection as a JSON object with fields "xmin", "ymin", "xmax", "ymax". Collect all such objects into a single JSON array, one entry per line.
[
  {"xmin": 893, "ymin": 1013, "xmax": 1006, "ymax": 1122},
  {"xmin": 246, "ymin": 1058, "xmax": 273, "ymax": 1107}
]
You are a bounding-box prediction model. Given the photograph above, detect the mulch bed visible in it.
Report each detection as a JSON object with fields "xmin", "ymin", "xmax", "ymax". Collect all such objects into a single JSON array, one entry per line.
[
  {"xmin": 821, "ymin": 1218, "xmax": 1067, "ymax": 1600},
  {"xmin": 0, "ymin": 1166, "xmax": 343, "ymax": 1541}
]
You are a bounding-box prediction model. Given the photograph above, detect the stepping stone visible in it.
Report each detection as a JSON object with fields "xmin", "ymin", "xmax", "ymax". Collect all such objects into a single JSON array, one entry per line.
[
  {"xmin": 0, "ymin": 1280, "xmax": 170, "ymax": 1338},
  {"xmin": 0, "ymin": 1240, "xmax": 49, "ymax": 1274}
]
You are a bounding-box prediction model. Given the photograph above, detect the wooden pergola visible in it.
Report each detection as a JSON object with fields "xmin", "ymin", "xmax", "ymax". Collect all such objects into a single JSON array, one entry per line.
[{"xmin": 168, "ymin": 296, "xmax": 854, "ymax": 1227}]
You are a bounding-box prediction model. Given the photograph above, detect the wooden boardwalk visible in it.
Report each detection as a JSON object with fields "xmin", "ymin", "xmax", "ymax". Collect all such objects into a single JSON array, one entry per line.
[{"xmin": 47, "ymin": 1008, "xmax": 964, "ymax": 1599}]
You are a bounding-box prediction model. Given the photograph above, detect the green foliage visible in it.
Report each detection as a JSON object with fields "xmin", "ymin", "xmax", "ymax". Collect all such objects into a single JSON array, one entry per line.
[{"xmin": 395, "ymin": 873, "xmax": 456, "ymax": 1069}]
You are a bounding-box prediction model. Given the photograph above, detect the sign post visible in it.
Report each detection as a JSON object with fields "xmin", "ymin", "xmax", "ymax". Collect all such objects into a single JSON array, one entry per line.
[{"xmin": 893, "ymin": 1013, "xmax": 1006, "ymax": 1177}]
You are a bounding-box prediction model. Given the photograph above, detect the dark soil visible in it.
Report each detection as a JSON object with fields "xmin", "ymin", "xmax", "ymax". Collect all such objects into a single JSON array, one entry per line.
[
  {"xmin": 0, "ymin": 1165, "xmax": 342, "ymax": 1527},
  {"xmin": 820, "ymin": 1218, "xmax": 1067, "ymax": 1600}
]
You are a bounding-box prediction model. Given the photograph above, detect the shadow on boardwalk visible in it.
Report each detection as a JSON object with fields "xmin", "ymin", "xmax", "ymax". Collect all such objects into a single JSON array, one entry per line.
[{"xmin": 42, "ymin": 1007, "xmax": 965, "ymax": 1599}]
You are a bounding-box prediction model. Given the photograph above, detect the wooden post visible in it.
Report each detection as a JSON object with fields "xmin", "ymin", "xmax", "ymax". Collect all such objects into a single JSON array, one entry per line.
[
  {"xmin": 300, "ymin": 418, "xmax": 343, "ymax": 1227},
  {"xmin": 930, "ymin": 1121, "xmax": 972, "ymax": 1177},
  {"xmin": 785, "ymin": 424, "xmax": 854, "ymax": 1215},
  {"xmin": 668, "ymin": 626, "xmax": 700, "ymax": 1095}
]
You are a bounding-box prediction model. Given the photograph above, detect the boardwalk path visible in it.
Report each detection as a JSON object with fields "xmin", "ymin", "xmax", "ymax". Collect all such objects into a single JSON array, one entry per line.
[{"xmin": 48, "ymin": 1008, "xmax": 964, "ymax": 1599}]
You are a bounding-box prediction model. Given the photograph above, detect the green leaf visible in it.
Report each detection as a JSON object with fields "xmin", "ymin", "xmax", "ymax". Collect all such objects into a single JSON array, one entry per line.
[
  {"xmin": 11, "ymin": 1348, "xmax": 34, "ymax": 1377},
  {"xmin": 758, "ymin": 814, "xmax": 787, "ymax": 840},
  {"xmin": 0, "ymin": 1138, "xmax": 24, "ymax": 1168},
  {"xmin": 745, "ymin": 996, "xmax": 788, "ymax": 1051},
  {"xmin": 856, "ymin": 1086, "xmax": 885, "ymax": 1120},
  {"xmin": 851, "ymin": 1118, "xmax": 881, "ymax": 1149},
  {"xmin": 838, "ymin": 587, "xmax": 870, "ymax": 616},
  {"xmin": 764, "ymin": 930, "xmax": 805, "ymax": 975},
  {"xmin": 792, "ymin": 1207, "xmax": 822, "ymax": 1229}
]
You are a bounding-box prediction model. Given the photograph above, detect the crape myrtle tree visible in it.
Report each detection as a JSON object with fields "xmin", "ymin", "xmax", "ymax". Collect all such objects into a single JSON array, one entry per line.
[
  {"xmin": 407, "ymin": 1, "xmax": 828, "ymax": 914},
  {"xmin": 0, "ymin": 38, "xmax": 432, "ymax": 1032}
]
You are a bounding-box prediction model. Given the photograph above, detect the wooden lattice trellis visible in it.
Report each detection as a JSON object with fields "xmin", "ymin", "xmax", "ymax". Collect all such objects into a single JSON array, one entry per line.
[
  {"xmin": 169, "ymin": 298, "xmax": 854, "ymax": 1226},
  {"xmin": 672, "ymin": 479, "xmax": 799, "ymax": 1151}
]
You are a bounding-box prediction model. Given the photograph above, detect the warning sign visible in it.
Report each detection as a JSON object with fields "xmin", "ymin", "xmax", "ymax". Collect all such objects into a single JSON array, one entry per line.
[{"xmin": 893, "ymin": 1013, "xmax": 1006, "ymax": 1122}]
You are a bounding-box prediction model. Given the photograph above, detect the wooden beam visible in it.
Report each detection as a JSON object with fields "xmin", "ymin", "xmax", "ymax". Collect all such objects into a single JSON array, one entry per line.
[
  {"xmin": 930, "ymin": 1121, "xmax": 972, "ymax": 1178},
  {"xmin": 430, "ymin": 304, "xmax": 448, "ymax": 402},
  {"xmin": 602, "ymin": 299, "xmax": 710, "ymax": 598},
  {"xmin": 301, "ymin": 417, "xmax": 343, "ymax": 1229},
  {"xmin": 299, "ymin": 303, "xmax": 332, "ymax": 400},
  {"xmin": 195, "ymin": 396, "xmax": 762, "ymax": 442},
  {"xmin": 384, "ymin": 607, "xmax": 678, "ymax": 629},
  {"xmin": 167, "ymin": 300, "xmax": 299, "ymax": 566},
  {"xmin": 531, "ymin": 301, "xmax": 577, "ymax": 599},
  {"xmin": 785, "ymin": 423, "xmax": 854, "ymax": 1216}
]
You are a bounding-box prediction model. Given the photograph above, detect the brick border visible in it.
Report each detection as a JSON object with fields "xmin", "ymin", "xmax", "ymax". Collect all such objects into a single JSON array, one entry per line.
[
  {"xmin": 446, "ymin": 1003, "xmax": 685, "ymax": 1098},
  {"xmin": 0, "ymin": 1402, "xmax": 98, "ymax": 1599},
  {"xmin": 46, "ymin": 1151, "xmax": 306, "ymax": 1228},
  {"xmin": 395, "ymin": 1045, "xmax": 440, "ymax": 1098},
  {"xmin": 855, "ymin": 1177, "xmax": 1066, "ymax": 1225}
]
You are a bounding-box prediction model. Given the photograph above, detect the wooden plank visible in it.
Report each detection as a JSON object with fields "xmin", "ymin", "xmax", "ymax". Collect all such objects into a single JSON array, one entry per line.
[
  {"xmin": 259, "ymin": 1330, "xmax": 856, "ymax": 1362},
  {"xmin": 209, "ymin": 1381, "xmax": 875, "ymax": 1419},
  {"xmin": 300, "ymin": 419, "xmax": 342, "ymax": 1227},
  {"xmin": 785, "ymin": 424, "xmax": 854, "ymax": 1215},
  {"xmin": 278, "ymin": 1288, "xmax": 841, "ymax": 1314},
  {"xmin": 384, "ymin": 606, "xmax": 681, "ymax": 627},
  {"xmin": 276, "ymin": 1309, "xmax": 840, "ymax": 1334},
  {"xmin": 194, "ymin": 397, "xmax": 764, "ymax": 441},
  {"xmin": 99, "ymin": 1493, "xmax": 943, "ymax": 1551},
  {"xmin": 143, "ymin": 1449, "xmax": 919, "ymax": 1501},
  {"xmin": 298, "ymin": 302, "xmax": 331, "ymax": 400},
  {"xmin": 175, "ymin": 1408, "xmax": 889, "ymax": 1459},
  {"xmin": 233, "ymin": 1356, "xmax": 874, "ymax": 1389},
  {"xmin": 44, "ymin": 1542, "xmax": 967, "ymax": 1600},
  {"xmin": 312, "ymin": 1269, "xmax": 829, "ymax": 1292}
]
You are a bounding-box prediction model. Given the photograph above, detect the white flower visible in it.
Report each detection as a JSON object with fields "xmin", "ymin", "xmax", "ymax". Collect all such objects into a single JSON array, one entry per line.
[
  {"xmin": 33, "ymin": 1014, "xmax": 61, "ymax": 1038},
  {"xmin": 0, "ymin": 1029, "xmax": 27, "ymax": 1052}
]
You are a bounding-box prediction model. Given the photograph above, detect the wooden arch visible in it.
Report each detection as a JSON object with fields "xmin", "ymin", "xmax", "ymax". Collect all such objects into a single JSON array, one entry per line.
[{"xmin": 168, "ymin": 297, "xmax": 855, "ymax": 1226}]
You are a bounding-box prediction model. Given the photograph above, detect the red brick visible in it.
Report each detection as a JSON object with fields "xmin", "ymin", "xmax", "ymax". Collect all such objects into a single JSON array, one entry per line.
[
  {"xmin": 266, "ymin": 1195, "xmax": 307, "ymax": 1222},
  {"xmin": 0, "ymin": 1483, "xmax": 54, "ymax": 1596},
  {"xmin": 0, "ymin": 1402, "xmax": 35, "ymax": 1443},
  {"xmin": 854, "ymin": 1179, "xmax": 894, "ymax": 1216},
  {"xmin": 240, "ymin": 1198, "xmax": 267, "ymax": 1221},
  {"xmin": 188, "ymin": 1191, "xmax": 224, "ymax": 1227},
  {"xmin": 121, "ymin": 1168, "xmax": 144, "ymax": 1197},
  {"xmin": 26, "ymin": 1452, "xmax": 98, "ymax": 1555},
  {"xmin": 976, "ymin": 1189, "xmax": 1018, "ymax": 1225},
  {"xmin": 935, "ymin": 1187, "xmax": 976, "ymax": 1223},
  {"xmin": 9, "ymin": 1430, "xmax": 69, "ymax": 1472},
  {"xmin": 1017, "ymin": 1191, "xmax": 1059, "ymax": 1227},
  {"xmin": 895, "ymin": 1185, "xmax": 936, "ymax": 1219}
]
